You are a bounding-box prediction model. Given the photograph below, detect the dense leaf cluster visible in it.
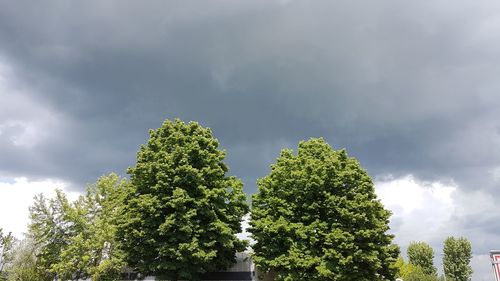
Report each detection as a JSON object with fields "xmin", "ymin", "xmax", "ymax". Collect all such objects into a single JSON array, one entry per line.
[
  {"xmin": 443, "ymin": 236, "xmax": 473, "ymax": 281},
  {"xmin": 250, "ymin": 138, "xmax": 399, "ymax": 281},
  {"xmin": 28, "ymin": 174, "xmax": 127, "ymax": 280},
  {"xmin": 407, "ymin": 241, "xmax": 437, "ymax": 276},
  {"xmin": 0, "ymin": 229, "xmax": 14, "ymax": 280},
  {"xmin": 117, "ymin": 119, "xmax": 248, "ymax": 280},
  {"xmin": 396, "ymin": 238, "xmax": 473, "ymax": 281},
  {"xmin": 3, "ymin": 239, "xmax": 51, "ymax": 281},
  {"xmin": 395, "ymin": 256, "xmax": 442, "ymax": 281}
]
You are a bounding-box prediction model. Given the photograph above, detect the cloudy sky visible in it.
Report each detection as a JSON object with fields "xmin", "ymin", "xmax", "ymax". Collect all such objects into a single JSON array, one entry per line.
[{"xmin": 0, "ymin": 1, "xmax": 499, "ymax": 279}]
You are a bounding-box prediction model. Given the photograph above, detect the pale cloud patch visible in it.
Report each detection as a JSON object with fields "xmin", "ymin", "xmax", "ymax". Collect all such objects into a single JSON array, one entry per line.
[
  {"xmin": 375, "ymin": 175, "xmax": 498, "ymax": 279},
  {"xmin": 471, "ymin": 254, "xmax": 495, "ymax": 281},
  {"xmin": 237, "ymin": 214, "xmax": 251, "ymax": 242},
  {"xmin": 453, "ymin": 190, "xmax": 497, "ymax": 223},
  {"xmin": 376, "ymin": 174, "xmax": 457, "ymax": 247},
  {"xmin": 0, "ymin": 177, "xmax": 81, "ymax": 239},
  {"xmin": 450, "ymin": 189, "xmax": 500, "ymax": 256},
  {"xmin": 0, "ymin": 121, "xmax": 44, "ymax": 148}
]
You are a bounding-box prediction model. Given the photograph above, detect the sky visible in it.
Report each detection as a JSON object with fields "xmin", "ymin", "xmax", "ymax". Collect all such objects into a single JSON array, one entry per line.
[{"xmin": 0, "ymin": 1, "xmax": 499, "ymax": 279}]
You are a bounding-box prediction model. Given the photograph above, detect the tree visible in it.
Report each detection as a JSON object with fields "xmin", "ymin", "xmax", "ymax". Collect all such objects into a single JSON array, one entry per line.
[
  {"xmin": 407, "ymin": 241, "xmax": 437, "ymax": 276},
  {"xmin": 117, "ymin": 119, "xmax": 249, "ymax": 280},
  {"xmin": 28, "ymin": 190, "xmax": 78, "ymax": 280},
  {"xmin": 404, "ymin": 268, "xmax": 440, "ymax": 281},
  {"xmin": 443, "ymin": 236, "xmax": 472, "ymax": 281},
  {"xmin": 52, "ymin": 174, "xmax": 128, "ymax": 281},
  {"xmin": 394, "ymin": 256, "xmax": 418, "ymax": 279},
  {"xmin": 394, "ymin": 256, "xmax": 439, "ymax": 281},
  {"xmin": 28, "ymin": 174, "xmax": 128, "ymax": 281},
  {"xmin": 82, "ymin": 173, "xmax": 128, "ymax": 281},
  {"xmin": 4, "ymin": 238, "xmax": 51, "ymax": 281},
  {"xmin": 0, "ymin": 229, "xmax": 15, "ymax": 280},
  {"xmin": 249, "ymin": 138, "xmax": 399, "ymax": 281}
]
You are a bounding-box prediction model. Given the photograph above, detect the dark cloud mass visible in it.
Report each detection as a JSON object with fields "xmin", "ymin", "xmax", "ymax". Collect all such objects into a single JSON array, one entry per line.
[{"xmin": 1, "ymin": 0, "xmax": 500, "ymax": 260}]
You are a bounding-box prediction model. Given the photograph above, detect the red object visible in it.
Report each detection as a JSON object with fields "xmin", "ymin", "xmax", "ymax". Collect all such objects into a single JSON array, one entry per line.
[{"xmin": 492, "ymin": 251, "xmax": 500, "ymax": 281}]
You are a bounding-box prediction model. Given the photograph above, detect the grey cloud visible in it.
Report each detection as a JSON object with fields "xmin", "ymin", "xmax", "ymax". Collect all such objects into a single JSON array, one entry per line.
[
  {"xmin": 1, "ymin": 0, "xmax": 500, "ymax": 186},
  {"xmin": 1, "ymin": 4, "xmax": 500, "ymax": 275}
]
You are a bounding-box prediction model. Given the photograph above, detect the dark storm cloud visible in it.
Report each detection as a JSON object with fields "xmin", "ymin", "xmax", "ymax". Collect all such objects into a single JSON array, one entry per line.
[{"xmin": 1, "ymin": 0, "xmax": 500, "ymax": 207}]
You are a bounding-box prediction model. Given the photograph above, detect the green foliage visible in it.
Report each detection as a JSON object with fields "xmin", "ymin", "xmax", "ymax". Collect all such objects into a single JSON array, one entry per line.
[
  {"xmin": 404, "ymin": 267, "xmax": 440, "ymax": 281},
  {"xmin": 80, "ymin": 173, "xmax": 128, "ymax": 281},
  {"xmin": 28, "ymin": 190, "xmax": 76, "ymax": 280},
  {"xmin": 117, "ymin": 119, "xmax": 249, "ymax": 280},
  {"xmin": 407, "ymin": 241, "xmax": 437, "ymax": 276},
  {"xmin": 28, "ymin": 174, "xmax": 128, "ymax": 280},
  {"xmin": 249, "ymin": 138, "xmax": 399, "ymax": 281},
  {"xmin": 394, "ymin": 256, "xmax": 419, "ymax": 279},
  {"xmin": 394, "ymin": 256, "xmax": 439, "ymax": 281},
  {"xmin": 443, "ymin": 236, "xmax": 472, "ymax": 281},
  {"xmin": 5, "ymin": 239, "xmax": 51, "ymax": 281},
  {"xmin": 0, "ymin": 229, "xmax": 15, "ymax": 280}
]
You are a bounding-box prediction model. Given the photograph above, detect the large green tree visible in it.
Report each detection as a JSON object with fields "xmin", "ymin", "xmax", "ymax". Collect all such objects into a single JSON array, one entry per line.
[
  {"xmin": 249, "ymin": 138, "xmax": 399, "ymax": 281},
  {"xmin": 117, "ymin": 119, "xmax": 248, "ymax": 280},
  {"xmin": 407, "ymin": 241, "xmax": 437, "ymax": 276},
  {"xmin": 443, "ymin": 236, "xmax": 472, "ymax": 281}
]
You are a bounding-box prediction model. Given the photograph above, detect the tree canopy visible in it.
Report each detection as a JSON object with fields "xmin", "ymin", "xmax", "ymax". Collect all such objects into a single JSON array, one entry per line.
[
  {"xmin": 407, "ymin": 241, "xmax": 437, "ymax": 276},
  {"xmin": 394, "ymin": 256, "xmax": 441, "ymax": 281},
  {"xmin": 28, "ymin": 190, "xmax": 76, "ymax": 280},
  {"xmin": 0, "ymin": 228, "xmax": 14, "ymax": 280},
  {"xmin": 117, "ymin": 119, "xmax": 248, "ymax": 280},
  {"xmin": 28, "ymin": 173, "xmax": 128, "ymax": 280},
  {"xmin": 443, "ymin": 236, "xmax": 473, "ymax": 281},
  {"xmin": 249, "ymin": 138, "xmax": 399, "ymax": 281},
  {"xmin": 3, "ymin": 239, "xmax": 51, "ymax": 281}
]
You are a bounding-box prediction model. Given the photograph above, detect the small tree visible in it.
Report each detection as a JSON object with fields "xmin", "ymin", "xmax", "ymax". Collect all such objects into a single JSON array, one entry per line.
[
  {"xmin": 394, "ymin": 256, "xmax": 440, "ymax": 281},
  {"xmin": 0, "ymin": 229, "xmax": 15, "ymax": 280},
  {"xmin": 117, "ymin": 119, "xmax": 249, "ymax": 280},
  {"xmin": 407, "ymin": 241, "xmax": 437, "ymax": 276},
  {"xmin": 28, "ymin": 174, "xmax": 128, "ymax": 281},
  {"xmin": 250, "ymin": 138, "xmax": 399, "ymax": 281},
  {"xmin": 443, "ymin": 236, "xmax": 472, "ymax": 281},
  {"xmin": 394, "ymin": 256, "xmax": 418, "ymax": 279},
  {"xmin": 28, "ymin": 190, "xmax": 78, "ymax": 280},
  {"xmin": 5, "ymin": 239, "xmax": 51, "ymax": 281},
  {"xmin": 404, "ymin": 269, "xmax": 440, "ymax": 281},
  {"xmin": 84, "ymin": 174, "xmax": 129, "ymax": 281},
  {"xmin": 51, "ymin": 174, "xmax": 128, "ymax": 281}
]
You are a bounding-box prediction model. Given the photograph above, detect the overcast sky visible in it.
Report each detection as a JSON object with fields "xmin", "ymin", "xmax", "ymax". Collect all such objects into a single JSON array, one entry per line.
[{"xmin": 1, "ymin": 1, "xmax": 499, "ymax": 279}]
